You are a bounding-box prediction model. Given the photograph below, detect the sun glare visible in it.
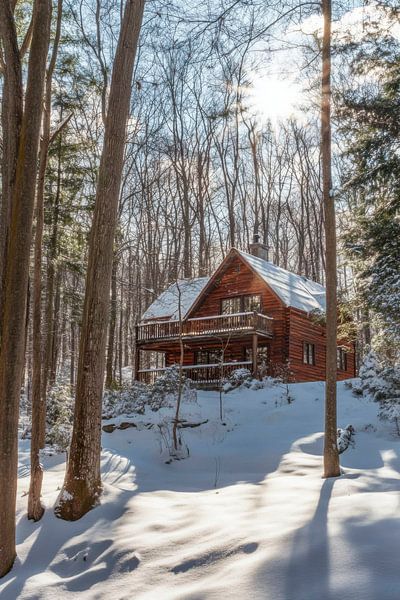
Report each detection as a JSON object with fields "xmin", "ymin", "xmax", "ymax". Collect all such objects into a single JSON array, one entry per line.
[{"xmin": 247, "ymin": 74, "xmax": 302, "ymax": 123}]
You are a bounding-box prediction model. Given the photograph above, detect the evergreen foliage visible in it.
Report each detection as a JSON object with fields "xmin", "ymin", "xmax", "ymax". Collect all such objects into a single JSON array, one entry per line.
[
  {"xmin": 339, "ymin": 4, "xmax": 400, "ymax": 346},
  {"xmin": 46, "ymin": 384, "xmax": 74, "ymax": 451},
  {"xmin": 357, "ymin": 350, "xmax": 400, "ymax": 435}
]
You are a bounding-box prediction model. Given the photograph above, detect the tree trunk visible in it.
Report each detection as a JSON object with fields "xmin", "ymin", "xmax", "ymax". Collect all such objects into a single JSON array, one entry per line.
[
  {"xmin": 0, "ymin": 1, "xmax": 23, "ymax": 338},
  {"xmin": 49, "ymin": 268, "xmax": 62, "ymax": 386},
  {"xmin": 321, "ymin": 0, "xmax": 340, "ymax": 479},
  {"xmin": 42, "ymin": 125, "xmax": 62, "ymax": 400},
  {"xmin": 106, "ymin": 256, "xmax": 117, "ymax": 388},
  {"xmin": 172, "ymin": 283, "xmax": 184, "ymax": 452},
  {"xmin": 54, "ymin": 0, "xmax": 145, "ymax": 521},
  {"xmin": 28, "ymin": 0, "xmax": 63, "ymax": 522},
  {"xmin": 0, "ymin": 0, "xmax": 51, "ymax": 577},
  {"xmin": 119, "ymin": 276, "xmax": 123, "ymax": 386}
]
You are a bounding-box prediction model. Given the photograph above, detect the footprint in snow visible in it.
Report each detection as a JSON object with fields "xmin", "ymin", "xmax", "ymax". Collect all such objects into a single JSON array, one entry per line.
[{"xmin": 171, "ymin": 542, "xmax": 258, "ymax": 574}]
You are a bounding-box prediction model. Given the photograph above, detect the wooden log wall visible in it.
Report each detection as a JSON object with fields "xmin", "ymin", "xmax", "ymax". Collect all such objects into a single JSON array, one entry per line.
[
  {"xmin": 165, "ymin": 339, "xmax": 271, "ymax": 368},
  {"xmin": 138, "ymin": 253, "xmax": 356, "ymax": 383},
  {"xmin": 188, "ymin": 254, "xmax": 287, "ymax": 366},
  {"xmin": 287, "ymin": 307, "xmax": 356, "ymax": 382}
]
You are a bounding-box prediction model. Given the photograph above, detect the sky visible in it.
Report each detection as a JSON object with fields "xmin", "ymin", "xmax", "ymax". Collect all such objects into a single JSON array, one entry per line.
[{"xmin": 245, "ymin": 2, "xmax": 398, "ymax": 124}]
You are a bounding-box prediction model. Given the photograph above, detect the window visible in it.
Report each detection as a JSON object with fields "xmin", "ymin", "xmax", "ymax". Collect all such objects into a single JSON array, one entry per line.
[
  {"xmin": 221, "ymin": 294, "xmax": 262, "ymax": 315},
  {"xmin": 245, "ymin": 346, "xmax": 268, "ymax": 364},
  {"xmin": 208, "ymin": 349, "xmax": 222, "ymax": 364},
  {"xmin": 303, "ymin": 342, "xmax": 315, "ymax": 366},
  {"xmin": 221, "ymin": 297, "xmax": 241, "ymax": 314},
  {"xmin": 337, "ymin": 347, "xmax": 347, "ymax": 371},
  {"xmin": 243, "ymin": 294, "xmax": 262, "ymax": 312},
  {"xmin": 195, "ymin": 349, "xmax": 222, "ymax": 365},
  {"xmin": 196, "ymin": 350, "xmax": 209, "ymax": 365}
]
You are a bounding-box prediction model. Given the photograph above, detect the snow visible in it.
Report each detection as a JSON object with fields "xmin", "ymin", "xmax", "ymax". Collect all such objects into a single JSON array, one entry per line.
[
  {"xmin": 238, "ymin": 250, "xmax": 326, "ymax": 313},
  {"xmin": 141, "ymin": 251, "xmax": 326, "ymax": 323},
  {"xmin": 142, "ymin": 277, "xmax": 210, "ymax": 321},
  {"xmin": 2, "ymin": 380, "xmax": 400, "ymax": 599}
]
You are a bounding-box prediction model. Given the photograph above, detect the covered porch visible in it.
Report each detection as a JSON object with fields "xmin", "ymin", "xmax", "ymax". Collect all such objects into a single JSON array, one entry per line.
[
  {"xmin": 137, "ymin": 361, "xmax": 254, "ymax": 386},
  {"xmin": 135, "ymin": 327, "xmax": 272, "ymax": 386}
]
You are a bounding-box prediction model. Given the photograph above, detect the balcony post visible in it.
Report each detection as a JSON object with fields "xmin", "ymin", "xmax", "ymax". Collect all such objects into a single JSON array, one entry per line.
[
  {"xmin": 133, "ymin": 324, "xmax": 140, "ymax": 381},
  {"xmin": 252, "ymin": 332, "xmax": 258, "ymax": 377}
]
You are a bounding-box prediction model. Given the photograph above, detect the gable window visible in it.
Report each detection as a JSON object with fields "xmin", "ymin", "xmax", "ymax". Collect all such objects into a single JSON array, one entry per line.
[
  {"xmin": 337, "ymin": 347, "xmax": 347, "ymax": 371},
  {"xmin": 243, "ymin": 294, "xmax": 262, "ymax": 312},
  {"xmin": 303, "ymin": 342, "xmax": 315, "ymax": 366},
  {"xmin": 221, "ymin": 294, "xmax": 262, "ymax": 315},
  {"xmin": 221, "ymin": 297, "xmax": 241, "ymax": 315}
]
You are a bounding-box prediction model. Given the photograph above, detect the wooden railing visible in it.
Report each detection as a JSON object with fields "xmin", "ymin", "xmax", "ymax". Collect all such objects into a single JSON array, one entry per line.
[
  {"xmin": 137, "ymin": 319, "xmax": 180, "ymax": 342},
  {"xmin": 138, "ymin": 361, "xmax": 253, "ymax": 385},
  {"xmin": 137, "ymin": 311, "xmax": 273, "ymax": 343}
]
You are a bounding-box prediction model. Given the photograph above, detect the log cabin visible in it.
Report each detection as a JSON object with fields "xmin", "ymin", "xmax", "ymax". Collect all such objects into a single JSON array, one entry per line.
[{"xmin": 134, "ymin": 242, "xmax": 356, "ymax": 386}]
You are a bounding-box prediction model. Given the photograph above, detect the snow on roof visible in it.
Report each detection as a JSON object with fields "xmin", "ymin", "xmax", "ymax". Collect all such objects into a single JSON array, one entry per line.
[
  {"xmin": 142, "ymin": 277, "xmax": 210, "ymax": 321},
  {"xmin": 238, "ymin": 250, "xmax": 326, "ymax": 313},
  {"xmin": 142, "ymin": 252, "xmax": 326, "ymax": 321}
]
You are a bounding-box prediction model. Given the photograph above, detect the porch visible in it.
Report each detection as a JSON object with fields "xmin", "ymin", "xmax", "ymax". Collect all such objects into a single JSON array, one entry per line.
[
  {"xmin": 137, "ymin": 360, "xmax": 253, "ymax": 386},
  {"xmin": 136, "ymin": 311, "xmax": 273, "ymax": 344}
]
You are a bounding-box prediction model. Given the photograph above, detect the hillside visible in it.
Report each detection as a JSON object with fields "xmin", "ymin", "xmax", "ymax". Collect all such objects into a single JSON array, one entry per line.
[{"xmin": 1, "ymin": 380, "xmax": 399, "ymax": 600}]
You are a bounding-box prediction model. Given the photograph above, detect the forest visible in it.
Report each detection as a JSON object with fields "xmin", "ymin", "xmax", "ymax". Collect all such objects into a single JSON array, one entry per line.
[{"xmin": 0, "ymin": 0, "xmax": 399, "ymax": 595}]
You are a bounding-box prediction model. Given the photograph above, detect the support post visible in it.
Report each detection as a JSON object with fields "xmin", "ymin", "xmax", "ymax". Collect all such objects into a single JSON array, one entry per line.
[
  {"xmin": 133, "ymin": 324, "xmax": 140, "ymax": 381},
  {"xmin": 252, "ymin": 332, "xmax": 258, "ymax": 378}
]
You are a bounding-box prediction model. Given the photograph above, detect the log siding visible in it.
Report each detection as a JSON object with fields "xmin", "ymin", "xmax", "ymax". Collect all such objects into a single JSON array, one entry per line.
[{"xmin": 136, "ymin": 251, "xmax": 356, "ymax": 384}]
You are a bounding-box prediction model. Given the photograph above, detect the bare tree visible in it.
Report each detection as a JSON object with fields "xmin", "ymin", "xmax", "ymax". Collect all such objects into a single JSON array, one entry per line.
[
  {"xmin": 0, "ymin": 0, "xmax": 52, "ymax": 577},
  {"xmin": 321, "ymin": 0, "xmax": 340, "ymax": 478},
  {"xmin": 172, "ymin": 281, "xmax": 185, "ymax": 452},
  {"xmin": 28, "ymin": 0, "xmax": 64, "ymax": 522},
  {"xmin": 55, "ymin": 0, "xmax": 145, "ymax": 521}
]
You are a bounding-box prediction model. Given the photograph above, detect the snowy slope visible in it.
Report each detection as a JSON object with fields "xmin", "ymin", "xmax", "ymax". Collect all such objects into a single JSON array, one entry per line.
[{"xmin": 2, "ymin": 381, "xmax": 400, "ymax": 600}]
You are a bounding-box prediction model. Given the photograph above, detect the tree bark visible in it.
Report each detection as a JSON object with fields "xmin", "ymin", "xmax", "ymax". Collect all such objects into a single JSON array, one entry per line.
[
  {"xmin": 172, "ymin": 283, "xmax": 184, "ymax": 452},
  {"xmin": 42, "ymin": 122, "xmax": 62, "ymax": 400},
  {"xmin": 105, "ymin": 255, "xmax": 117, "ymax": 388},
  {"xmin": 28, "ymin": 0, "xmax": 63, "ymax": 522},
  {"xmin": 54, "ymin": 0, "xmax": 145, "ymax": 521},
  {"xmin": 0, "ymin": 1, "xmax": 23, "ymax": 337},
  {"xmin": 0, "ymin": 0, "xmax": 52, "ymax": 577},
  {"xmin": 321, "ymin": 0, "xmax": 340, "ymax": 479}
]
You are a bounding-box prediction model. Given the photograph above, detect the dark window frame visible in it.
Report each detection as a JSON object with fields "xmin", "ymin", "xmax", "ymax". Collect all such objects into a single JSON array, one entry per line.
[
  {"xmin": 337, "ymin": 347, "xmax": 347, "ymax": 371},
  {"xmin": 220, "ymin": 296, "xmax": 242, "ymax": 315},
  {"xmin": 303, "ymin": 342, "xmax": 316, "ymax": 366},
  {"xmin": 195, "ymin": 349, "xmax": 223, "ymax": 366},
  {"xmin": 244, "ymin": 345, "xmax": 269, "ymax": 363},
  {"xmin": 220, "ymin": 294, "xmax": 262, "ymax": 315},
  {"xmin": 243, "ymin": 294, "xmax": 262, "ymax": 312}
]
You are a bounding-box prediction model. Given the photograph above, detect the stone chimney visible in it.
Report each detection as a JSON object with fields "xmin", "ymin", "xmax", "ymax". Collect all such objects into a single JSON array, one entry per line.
[{"xmin": 249, "ymin": 233, "xmax": 269, "ymax": 262}]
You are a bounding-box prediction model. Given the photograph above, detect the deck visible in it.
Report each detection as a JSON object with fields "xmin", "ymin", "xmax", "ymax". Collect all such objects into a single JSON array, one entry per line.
[
  {"xmin": 136, "ymin": 311, "xmax": 273, "ymax": 345},
  {"xmin": 137, "ymin": 361, "xmax": 253, "ymax": 385}
]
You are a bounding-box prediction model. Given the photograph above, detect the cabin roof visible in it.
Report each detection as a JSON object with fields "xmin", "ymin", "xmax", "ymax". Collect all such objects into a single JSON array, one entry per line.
[
  {"xmin": 142, "ymin": 277, "xmax": 210, "ymax": 321},
  {"xmin": 237, "ymin": 250, "xmax": 326, "ymax": 313},
  {"xmin": 141, "ymin": 249, "xmax": 326, "ymax": 321}
]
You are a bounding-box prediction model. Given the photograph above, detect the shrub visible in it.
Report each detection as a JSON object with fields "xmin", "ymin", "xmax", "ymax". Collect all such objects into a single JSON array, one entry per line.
[
  {"xmin": 46, "ymin": 384, "xmax": 74, "ymax": 451},
  {"xmin": 358, "ymin": 351, "xmax": 400, "ymax": 434},
  {"xmin": 150, "ymin": 365, "xmax": 196, "ymax": 409},
  {"xmin": 103, "ymin": 381, "xmax": 150, "ymax": 418},
  {"xmin": 102, "ymin": 366, "xmax": 197, "ymax": 419},
  {"xmin": 223, "ymin": 367, "xmax": 253, "ymax": 391}
]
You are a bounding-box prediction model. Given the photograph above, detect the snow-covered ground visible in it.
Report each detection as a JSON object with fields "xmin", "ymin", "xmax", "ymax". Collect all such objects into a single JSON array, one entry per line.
[{"xmin": 2, "ymin": 380, "xmax": 400, "ymax": 599}]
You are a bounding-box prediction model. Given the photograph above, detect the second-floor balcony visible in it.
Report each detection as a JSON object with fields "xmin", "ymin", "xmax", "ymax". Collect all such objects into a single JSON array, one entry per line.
[{"xmin": 137, "ymin": 311, "xmax": 273, "ymax": 345}]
